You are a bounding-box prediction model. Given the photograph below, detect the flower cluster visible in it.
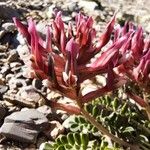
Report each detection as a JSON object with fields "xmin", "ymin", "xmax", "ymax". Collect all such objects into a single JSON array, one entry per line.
[{"xmin": 13, "ymin": 12, "xmax": 150, "ymax": 110}]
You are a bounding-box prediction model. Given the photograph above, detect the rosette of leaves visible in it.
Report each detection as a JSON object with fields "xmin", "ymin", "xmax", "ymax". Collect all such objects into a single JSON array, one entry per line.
[{"xmin": 63, "ymin": 96, "xmax": 150, "ymax": 149}]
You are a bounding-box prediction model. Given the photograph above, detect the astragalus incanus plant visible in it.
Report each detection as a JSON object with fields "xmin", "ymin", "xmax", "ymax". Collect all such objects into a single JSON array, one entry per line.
[{"xmin": 13, "ymin": 11, "xmax": 150, "ymax": 148}]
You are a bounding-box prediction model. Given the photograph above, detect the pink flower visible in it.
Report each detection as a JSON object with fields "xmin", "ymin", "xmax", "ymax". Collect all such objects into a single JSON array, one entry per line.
[{"xmin": 13, "ymin": 11, "xmax": 133, "ymax": 104}]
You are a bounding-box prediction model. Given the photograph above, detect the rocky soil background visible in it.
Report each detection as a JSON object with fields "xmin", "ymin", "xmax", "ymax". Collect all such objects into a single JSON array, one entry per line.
[{"xmin": 0, "ymin": 0, "xmax": 150, "ymax": 149}]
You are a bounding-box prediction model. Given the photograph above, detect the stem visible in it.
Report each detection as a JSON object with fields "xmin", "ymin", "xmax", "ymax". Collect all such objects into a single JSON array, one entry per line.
[
  {"xmin": 145, "ymin": 105, "xmax": 150, "ymax": 120},
  {"xmin": 76, "ymin": 100, "xmax": 138, "ymax": 149},
  {"xmin": 143, "ymin": 93, "xmax": 150, "ymax": 120}
]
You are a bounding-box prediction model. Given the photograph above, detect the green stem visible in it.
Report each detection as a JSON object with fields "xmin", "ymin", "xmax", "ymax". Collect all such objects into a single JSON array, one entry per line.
[{"xmin": 76, "ymin": 101, "xmax": 138, "ymax": 149}]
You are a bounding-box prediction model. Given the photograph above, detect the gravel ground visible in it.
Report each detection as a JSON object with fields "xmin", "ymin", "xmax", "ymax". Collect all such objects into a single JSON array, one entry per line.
[{"xmin": 0, "ymin": 0, "xmax": 150, "ymax": 149}]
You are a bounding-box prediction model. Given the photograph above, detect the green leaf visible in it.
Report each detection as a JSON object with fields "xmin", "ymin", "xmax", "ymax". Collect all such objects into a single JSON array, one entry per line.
[
  {"xmin": 64, "ymin": 144, "xmax": 72, "ymax": 149},
  {"xmin": 112, "ymin": 98, "xmax": 119, "ymax": 110},
  {"xmin": 60, "ymin": 135, "xmax": 68, "ymax": 144},
  {"xmin": 56, "ymin": 138, "xmax": 62, "ymax": 145},
  {"xmin": 92, "ymin": 106, "xmax": 99, "ymax": 117},
  {"xmin": 105, "ymin": 95, "xmax": 111, "ymax": 107},
  {"xmin": 81, "ymin": 133, "xmax": 89, "ymax": 146},
  {"xmin": 139, "ymin": 135, "xmax": 149, "ymax": 142},
  {"xmin": 56, "ymin": 145, "xmax": 65, "ymax": 150},
  {"xmin": 84, "ymin": 104, "xmax": 93, "ymax": 113},
  {"xmin": 79, "ymin": 116, "xmax": 86, "ymax": 123},
  {"xmin": 41, "ymin": 143, "xmax": 53, "ymax": 150},
  {"xmin": 67, "ymin": 133, "xmax": 75, "ymax": 145},
  {"xmin": 100, "ymin": 140, "xmax": 108, "ymax": 150},
  {"xmin": 75, "ymin": 116, "xmax": 80, "ymax": 123},
  {"xmin": 123, "ymin": 127, "xmax": 135, "ymax": 133},
  {"xmin": 70, "ymin": 124, "xmax": 79, "ymax": 132},
  {"xmin": 73, "ymin": 133, "xmax": 81, "ymax": 145},
  {"xmin": 120, "ymin": 103, "xmax": 128, "ymax": 115}
]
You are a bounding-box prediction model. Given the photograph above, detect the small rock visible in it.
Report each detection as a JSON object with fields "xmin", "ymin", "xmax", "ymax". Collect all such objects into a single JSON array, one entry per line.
[
  {"xmin": 2, "ymin": 22, "xmax": 16, "ymax": 32},
  {"xmin": 61, "ymin": 113, "xmax": 69, "ymax": 121},
  {"xmin": 0, "ymin": 74, "xmax": 5, "ymax": 85},
  {"xmin": 11, "ymin": 66, "xmax": 21, "ymax": 73},
  {"xmin": 7, "ymin": 50, "xmax": 19, "ymax": 62},
  {"xmin": 30, "ymin": 1, "xmax": 44, "ymax": 10},
  {"xmin": 62, "ymin": 16, "xmax": 72, "ymax": 23},
  {"xmin": 36, "ymin": 137, "xmax": 47, "ymax": 148},
  {"xmin": 44, "ymin": 120, "xmax": 64, "ymax": 140},
  {"xmin": 0, "ymin": 30, "xmax": 6, "ymax": 40},
  {"xmin": 15, "ymin": 86, "xmax": 45, "ymax": 107},
  {"xmin": 78, "ymin": 0, "xmax": 98, "ymax": 12},
  {"xmin": 15, "ymin": 72, "xmax": 24, "ymax": 78},
  {"xmin": 67, "ymin": 1, "xmax": 77, "ymax": 12},
  {"xmin": 0, "ymin": 104, "xmax": 6, "ymax": 121},
  {"xmin": 36, "ymin": 21, "xmax": 47, "ymax": 38},
  {"xmin": 37, "ymin": 105, "xmax": 52, "ymax": 117},
  {"xmin": 0, "ymin": 53, "xmax": 7, "ymax": 59},
  {"xmin": 47, "ymin": 90, "xmax": 62, "ymax": 99},
  {"xmin": 8, "ymin": 78, "xmax": 26, "ymax": 89},
  {"xmin": 0, "ymin": 109, "xmax": 49, "ymax": 143},
  {"xmin": 32, "ymin": 79, "xmax": 43, "ymax": 90},
  {"xmin": 25, "ymin": 144, "xmax": 36, "ymax": 149},
  {"xmin": 16, "ymin": 33, "xmax": 26, "ymax": 45},
  {"xmin": 0, "ymin": 85, "xmax": 8, "ymax": 98},
  {"xmin": 10, "ymin": 62, "xmax": 22, "ymax": 68},
  {"xmin": 0, "ymin": 65, "xmax": 10, "ymax": 76},
  {"xmin": 8, "ymin": 106, "xmax": 21, "ymax": 113},
  {"xmin": 5, "ymin": 73, "xmax": 14, "ymax": 81},
  {"xmin": 25, "ymin": 78, "xmax": 32, "ymax": 85},
  {"xmin": 46, "ymin": 4, "xmax": 56, "ymax": 18},
  {"xmin": 0, "ymin": 85, "xmax": 8, "ymax": 94},
  {"xmin": 0, "ymin": 4, "xmax": 20, "ymax": 20},
  {"xmin": 0, "ymin": 45, "xmax": 8, "ymax": 52},
  {"xmin": 16, "ymin": 45, "xmax": 30, "ymax": 60}
]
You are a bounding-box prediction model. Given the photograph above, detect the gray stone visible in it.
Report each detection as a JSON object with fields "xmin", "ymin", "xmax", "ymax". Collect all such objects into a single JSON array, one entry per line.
[
  {"xmin": 0, "ymin": 85, "xmax": 8, "ymax": 94},
  {"xmin": 0, "ymin": 53, "xmax": 7, "ymax": 59},
  {"xmin": 0, "ymin": 109, "xmax": 49, "ymax": 143},
  {"xmin": 11, "ymin": 66, "xmax": 21, "ymax": 73},
  {"xmin": 3, "ymin": 86, "xmax": 43, "ymax": 108},
  {"xmin": 37, "ymin": 105, "xmax": 52, "ymax": 117},
  {"xmin": 16, "ymin": 45, "xmax": 30, "ymax": 60},
  {"xmin": 46, "ymin": 4, "xmax": 56, "ymax": 18},
  {"xmin": 7, "ymin": 50, "xmax": 19, "ymax": 62},
  {"xmin": 0, "ymin": 45, "xmax": 8, "ymax": 52},
  {"xmin": 5, "ymin": 73, "xmax": 14, "ymax": 81},
  {"xmin": 36, "ymin": 137, "xmax": 47, "ymax": 148},
  {"xmin": 2, "ymin": 22, "xmax": 16, "ymax": 32},
  {"xmin": 78, "ymin": 0, "xmax": 98, "ymax": 12},
  {"xmin": 43, "ymin": 120, "xmax": 64, "ymax": 140},
  {"xmin": 16, "ymin": 86, "xmax": 40, "ymax": 100},
  {"xmin": 32, "ymin": 79, "xmax": 43, "ymax": 90},
  {"xmin": 15, "ymin": 72, "xmax": 24, "ymax": 78},
  {"xmin": 0, "ymin": 65, "xmax": 10, "ymax": 77},
  {"xmin": 10, "ymin": 62, "xmax": 22, "ymax": 68},
  {"xmin": 67, "ymin": 2, "xmax": 77, "ymax": 12},
  {"xmin": 0, "ymin": 85, "xmax": 8, "ymax": 97},
  {"xmin": 0, "ymin": 104, "xmax": 6, "ymax": 121},
  {"xmin": 0, "ymin": 30, "xmax": 6, "ymax": 40},
  {"xmin": 0, "ymin": 4, "xmax": 20, "ymax": 20},
  {"xmin": 36, "ymin": 22, "xmax": 47, "ymax": 38},
  {"xmin": 8, "ymin": 77, "xmax": 26, "ymax": 89},
  {"xmin": 0, "ymin": 74, "xmax": 5, "ymax": 85}
]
